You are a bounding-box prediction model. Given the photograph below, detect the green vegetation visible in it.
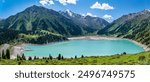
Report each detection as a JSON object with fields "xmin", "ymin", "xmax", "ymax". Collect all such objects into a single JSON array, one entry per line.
[
  {"xmin": 0, "ymin": 29, "xmax": 20, "ymax": 45},
  {"xmin": 0, "ymin": 5, "xmax": 85, "ymax": 36},
  {"xmin": 22, "ymin": 54, "xmax": 26, "ymax": 60},
  {"xmin": 2, "ymin": 50, "xmax": 5, "ymax": 59},
  {"xmin": 0, "ymin": 51, "xmax": 150, "ymax": 65},
  {"xmin": 0, "ymin": 49, "xmax": 10, "ymax": 60},
  {"xmin": 6, "ymin": 49, "xmax": 10, "ymax": 59},
  {"xmin": 49, "ymin": 55, "xmax": 53, "ymax": 60},
  {"xmin": 18, "ymin": 30, "xmax": 68, "ymax": 44},
  {"xmin": 0, "ymin": 29, "xmax": 68, "ymax": 45},
  {"xmin": 98, "ymin": 10, "xmax": 150, "ymax": 47}
]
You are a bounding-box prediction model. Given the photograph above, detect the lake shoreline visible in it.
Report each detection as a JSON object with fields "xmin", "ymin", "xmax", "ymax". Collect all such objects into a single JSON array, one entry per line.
[
  {"xmin": 11, "ymin": 35, "xmax": 150, "ymax": 59},
  {"xmin": 68, "ymin": 36, "xmax": 150, "ymax": 51},
  {"xmin": 11, "ymin": 44, "xmax": 26, "ymax": 59},
  {"xmin": 128, "ymin": 39, "xmax": 150, "ymax": 52},
  {"xmin": 68, "ymin": 36, "xmax": 123, "ymax": 40}
]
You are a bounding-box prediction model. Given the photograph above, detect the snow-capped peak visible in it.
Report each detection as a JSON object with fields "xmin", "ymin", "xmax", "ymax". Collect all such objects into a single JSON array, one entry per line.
[
  {"xmin": 138, "ymin": 9, "xmax": 150, "ymax": 15},
  {"xmin": 65, "ymin": 9, "xmax": 73, "ymax": 17},
  {"xmin": 144, "ymin": 9, "xmax": 150, "ymax": 12}
]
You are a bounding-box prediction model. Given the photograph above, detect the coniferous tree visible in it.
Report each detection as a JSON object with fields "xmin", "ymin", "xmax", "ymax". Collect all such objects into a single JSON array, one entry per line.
[
  {"xmin": 34, "ymin": 56, "xmax": 37, "ymax": 60},
  {"xmin": 58, "ymin": 54, "xmax": 61, "ymax": 60},
  {"xmin": 2, "ymin": 50, "xmax": 5, "ymax": 59},
  {"xmin": 75, "ymin": 55, "xmax": 77, "ymax": 59},
  {"xmin": 22, "ymin": 54, "xmax": 26, "ymax": 60},
  {"xmin": 0, "ymin": 53, "xmax": 1, "ymax": 61},
  {"xmin": 17, "ymin": 55, "xmax": 20, "ymax": 61},
  {"xmin": 81, "ymin": 55, "xmax": 84, "ymax": 58},
  {"xmin": 6, "ymin": 49, "xmax": 10, "ymax": 59},
  {"xmin": 61, "ymin": 55, "xmax": 64, "ymax": 60},
  {"xmin": 49, "ymin": 54, "xmax": 53, "ymax": 60}
]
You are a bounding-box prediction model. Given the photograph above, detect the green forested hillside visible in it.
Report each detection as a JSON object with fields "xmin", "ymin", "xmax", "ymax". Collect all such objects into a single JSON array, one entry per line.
[
  {"xmin": 0, "ymin": 29, "xmax": 20, "ymax": 45},
  {"xmin": 0, "ymin": 5, "xmax": 110, "ymax": 45},
  {"xmin": 0, "ymin": 5, "xmax": 84, "ymax": 36},
  {"xmin": 19, "ymin": 30, "xmax": 68, "ymax": 44},
  {"xmin": 0, "ymin": 29, "xmax": 67, "ymax": 45},
  {"xmin": 98, "ymin": 10, "xmax": 150, "ymax": 47}
]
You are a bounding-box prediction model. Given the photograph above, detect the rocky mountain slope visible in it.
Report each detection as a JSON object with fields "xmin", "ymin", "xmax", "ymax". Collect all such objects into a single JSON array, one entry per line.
[{"xmin": 98, "ymin": 9, "xmax": 150, "ymax": 47}]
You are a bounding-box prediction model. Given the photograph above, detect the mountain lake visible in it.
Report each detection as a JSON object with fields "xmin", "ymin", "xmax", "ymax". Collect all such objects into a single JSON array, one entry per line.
[{"xmin": 23, "ymin": 39, "xmax": 144, "ymax": 58}]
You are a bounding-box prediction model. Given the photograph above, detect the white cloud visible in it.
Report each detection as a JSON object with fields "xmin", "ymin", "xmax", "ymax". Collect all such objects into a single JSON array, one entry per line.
[
  {"xmin": 82, "ymin": 13, "xmax": 97, "ymax": 17},
  {"xmin": 103, "ymin": 14, "xmax": 113, "ymax": 19},
  {"xmin": 57, "ymin": 0, "xmax": 78, "ymax": 5},
  {"xmin": 39, "ymin": 0, "xmax": 54, "ymax": 6},
  {"xmin": 39, "ymin": 0, "xmax": 78, "ymax": 6},
  {"xmin": 91, "ymin": 2, "xmax": 114, "ymax": 10}
]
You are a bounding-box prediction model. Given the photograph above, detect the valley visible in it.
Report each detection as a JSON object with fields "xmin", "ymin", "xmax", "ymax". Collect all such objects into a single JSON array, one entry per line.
[{"xmin": 0, "ymin": 5, "xmax": 150, "ymax": 65}]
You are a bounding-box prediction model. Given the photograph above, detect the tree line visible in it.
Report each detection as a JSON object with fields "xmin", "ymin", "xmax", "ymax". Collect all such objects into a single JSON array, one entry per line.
[
  {"xmin": 0, "ymin": 29, "xmax": 68, "ymax": 45},
  {"xmin": 0, "ymin": 49, "xmax": 10, "ymax": 60},
  {"xmin": 0, "ymin": 29, "xmax": 19, "ymax": 45},
  {"xmin": 17, "ymin": 54, "xmax": 85, "ymax": 61},
  {"xmin": 16, "ymin": 53, "xmax": 85, "ymax": 65}
]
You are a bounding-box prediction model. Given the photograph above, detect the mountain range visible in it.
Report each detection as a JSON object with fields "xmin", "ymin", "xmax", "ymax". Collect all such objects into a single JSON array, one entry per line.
[
  {"xmin": 0, "ymin": 5, "xmax": 82, "ymax": 36},
  {"xmin": 0, "ymin": 5, "xmax": 109, "ymax": 36},
  {"xmin": 60, "ymin": 9, "xmax": 109, "ymax": 31},
  {"xmin": 0, "ymin": 5, "xmax": 150, "ymax": 47}
]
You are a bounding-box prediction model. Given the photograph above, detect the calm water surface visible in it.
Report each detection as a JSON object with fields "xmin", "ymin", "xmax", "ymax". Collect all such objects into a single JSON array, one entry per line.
[{"xmin": 23, "ymin": 40, "xmax": 144, "ymax": 57}]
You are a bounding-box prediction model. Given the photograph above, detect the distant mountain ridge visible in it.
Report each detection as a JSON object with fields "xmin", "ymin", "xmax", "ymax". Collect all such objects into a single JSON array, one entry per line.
[
  {"xmin": 60, "ymin": 9, "xmax": 109, "ymax": 31},
  {"xmin": 98, "ymin": 9, "xmax": 150, "ymax": 47}
]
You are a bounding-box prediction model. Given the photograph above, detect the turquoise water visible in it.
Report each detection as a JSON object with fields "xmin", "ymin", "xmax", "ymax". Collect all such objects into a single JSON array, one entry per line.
[{"xmin": 23, "ymin": 40, "xmax": 144, "ymax": 57}]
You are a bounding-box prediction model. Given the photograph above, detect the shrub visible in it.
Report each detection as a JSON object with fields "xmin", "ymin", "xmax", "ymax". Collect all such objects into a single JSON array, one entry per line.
[
  {"xmin": 28, "ymin": 56, "xmax": 32, "ymax": 60},
  {"xmin": 45, "ymin": 60, "xmax": 49, "ymax": 64},
  {"xmin": 122, "ymin": 52, "xmax": 127, "ymax": 55},
  {"xmin": 36, "ymin": 57, "xmax": 39, "ymax": 59},
  {"xmin": 138, "ymin": 56, "xmax": 146, "ymax": 61},
  {"xmin": 18, "ymin": 61, "xmax": 21, "ymax": 65}
]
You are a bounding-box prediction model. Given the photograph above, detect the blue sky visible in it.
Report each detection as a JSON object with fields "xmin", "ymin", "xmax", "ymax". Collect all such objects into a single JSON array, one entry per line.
[{"xmin": 0, "ymin": 0, "xmax": 150, "ymax": 22}]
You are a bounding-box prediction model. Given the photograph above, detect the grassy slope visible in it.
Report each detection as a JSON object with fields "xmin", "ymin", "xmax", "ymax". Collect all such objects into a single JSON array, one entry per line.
[{"xmin": 0, "ymin": 51, "xmax": 150, "ymax": 65}]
